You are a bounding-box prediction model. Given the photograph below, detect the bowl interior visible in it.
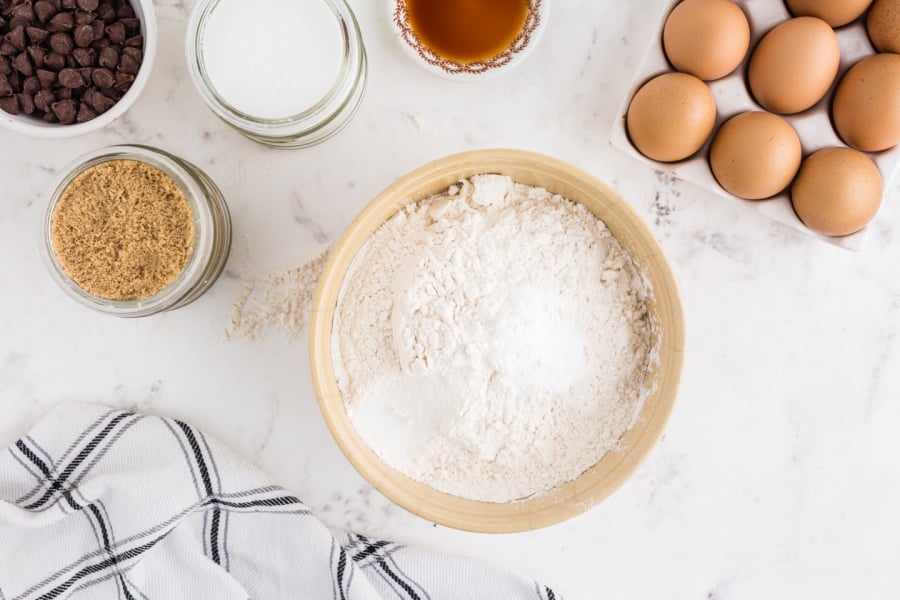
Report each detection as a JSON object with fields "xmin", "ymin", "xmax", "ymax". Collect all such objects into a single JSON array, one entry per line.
[
  {"xmin": 0, "ymin": 0, "xmax": 157, "ymax": 139},
  {"xmin": 309, "ymin": 149, "xmax": 684, "ymax": 533}
]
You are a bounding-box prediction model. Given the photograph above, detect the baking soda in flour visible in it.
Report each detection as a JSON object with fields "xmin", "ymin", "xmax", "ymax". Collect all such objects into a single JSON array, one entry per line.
[
  {"xmin": 332, "ymin": 175, "xmax": 655, "ymax": 503},
  {"xmin": 200, "ymin": 0, "xmax": 344, "ymax": 119}
]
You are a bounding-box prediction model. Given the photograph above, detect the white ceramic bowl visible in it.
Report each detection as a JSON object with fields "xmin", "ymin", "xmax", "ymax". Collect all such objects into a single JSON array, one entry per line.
[
  {"xmin": 387, "ymin": 0, "xmax": 550, "ymax": 80},
  {"xmin": 0, "ymin": 0, "xmax": 157, "ymax": 139}
]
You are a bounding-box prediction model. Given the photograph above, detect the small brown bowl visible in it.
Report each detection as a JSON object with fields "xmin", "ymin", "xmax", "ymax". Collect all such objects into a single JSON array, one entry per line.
[{"xmin": 309, "ymin": 149, "xmax": 685, "ymax": 532}]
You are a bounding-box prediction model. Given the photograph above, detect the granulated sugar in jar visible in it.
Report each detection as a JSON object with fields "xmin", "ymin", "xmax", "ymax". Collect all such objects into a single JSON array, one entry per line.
[{"xmin": 187, "ymin": 0, "xmax": 367, "ymax": 148}]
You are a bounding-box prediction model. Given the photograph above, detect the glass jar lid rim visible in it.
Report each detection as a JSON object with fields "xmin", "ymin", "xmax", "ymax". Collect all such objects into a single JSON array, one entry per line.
[{"xmin": 189, "ymin": 0, "xmax": 359, "ymax": 125}]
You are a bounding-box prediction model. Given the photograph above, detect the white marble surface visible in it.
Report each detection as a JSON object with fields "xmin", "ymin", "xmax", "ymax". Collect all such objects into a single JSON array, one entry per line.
[{"xmin": 1, "ymin": 0, "xmax": 899, "ymax": 597}]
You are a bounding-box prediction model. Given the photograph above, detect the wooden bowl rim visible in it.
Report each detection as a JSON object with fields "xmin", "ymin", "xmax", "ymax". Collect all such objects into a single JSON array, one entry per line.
[{"xmin": 309, "ymin": 149, "xmax": 685, "ymax": 533}]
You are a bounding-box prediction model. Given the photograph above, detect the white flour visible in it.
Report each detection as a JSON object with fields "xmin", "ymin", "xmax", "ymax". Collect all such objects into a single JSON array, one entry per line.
[
  {"xmin": 332, "ymin": 175, "xmax": 655, "ymax": 503},
  {"xmin": 227, "ymin": 249, "xmax": 330, "ymax": 341}
]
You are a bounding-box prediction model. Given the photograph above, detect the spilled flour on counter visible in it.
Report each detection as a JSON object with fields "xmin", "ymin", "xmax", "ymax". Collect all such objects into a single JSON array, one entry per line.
[
  {"xmin": 332, "ymin": 175, "xmax": 656, "ymax": 503},
  {"xmin": 228, "ymin": 249, "xmax": 330, "ymax": 341}
]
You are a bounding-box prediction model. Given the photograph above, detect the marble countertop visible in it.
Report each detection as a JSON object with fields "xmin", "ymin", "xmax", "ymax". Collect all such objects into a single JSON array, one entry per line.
[{"xmin": 2, "ymin": 0, "xmax": 899, "ymax": 597}]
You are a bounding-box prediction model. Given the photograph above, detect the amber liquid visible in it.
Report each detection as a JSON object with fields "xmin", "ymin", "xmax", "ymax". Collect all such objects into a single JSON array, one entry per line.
[{"xmin": 406, "ymin": 0, "xmax": 530, "ymax": 64}]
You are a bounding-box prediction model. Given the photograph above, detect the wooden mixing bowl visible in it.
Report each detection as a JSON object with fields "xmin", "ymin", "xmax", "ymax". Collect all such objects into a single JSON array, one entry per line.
[{"xmin": 309, "ymin": 149, "xmax": 685, "ymax": 532}]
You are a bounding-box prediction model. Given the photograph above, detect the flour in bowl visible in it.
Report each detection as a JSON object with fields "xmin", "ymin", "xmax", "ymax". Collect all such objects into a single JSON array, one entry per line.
[{"xmin": 332, "ymin": 175, "xmax": 655, "ymax": 503}]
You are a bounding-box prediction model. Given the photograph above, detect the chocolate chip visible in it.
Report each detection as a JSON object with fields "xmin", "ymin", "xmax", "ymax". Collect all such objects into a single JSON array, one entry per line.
[
  {"xmin": 0, "ymin": 93, "xmax": 19, "ymax": 114},
  {"xmin": 104, "ymin": 20, "xmax": 123, "ymax": 43},
  {"xmin": 95, "ymin": 2, "xmax": 113, "ymax": 22},
  {"xmin": 42, "ymin": 111, "xmax": 57, "ymax": 122},
  {"xmin": 123, "ymin": 34, "xmax": 140, "ymax": 48},
  {"xmin": 12, "ymin": 51, "xmax": 31, "ymax": 75},
  {"xmin": 10, "ymin": 3, "xmax": 35, "ymax": 22},
  {"xmin": 115, "ymin": 1, "xmax": 133, "ymax": 18},
  {"xmin": 99, "ymin": 84, "xmax": 119, "ymax": 100},
  {"xmin": 114, "ymin": 74, "xmax": 131, "ymax": 92},
  {"xmin": 76, "ymin": 0, "xmax": 98, "ymax": 10},
  {"xmin": 75, "ymin": 67, "xmax": 94, "ymax": 86},
  {"xmin": 42, "ymin": 51, "xmax": 64, "ymax": 70},
  {"xmin": 26, "ymin": 45, "xmax": 46, "ymax": 67},
  {"xmin": 56, "ymin": 86, "xmax": 71, "ymax": 99},
  {"xmin": 34, "ymin": 0, "xmax": 57, "ymax": 22},
  {"xmin": 75, "ymin": 100, "xmax": 94, "ymax": 121},
  {"xmin": 26, "ymin": 25, "xmax": 48, "ymax": 44},
  {"xmin": 91, "ymin": 65, "xmax": 111, "ymax": 87},
  {"xmin": 61, "ymin": 0, "xmax": 76, "ymax": 10},
  {"xmin": 72, "ymin": 46, "xmax": 93, "ymax": 65},
  {"xmin": 74, "ymin": 9, "xmax": 92, "ymax": 25},
  {"xmin": 89, "ymin": 18, "xmax": 103, "ymax": 39},
  {"xmin": 49, "ymin": 31, "xmax": 73, "ymax": 54},
  {"xmin": 121, "ymin": 45, "xmax": 139, "ymax": 61},
  {"xmin": 0, "ymin": 42, "xmax": 17, "ymax": 57},
  {"xmin": 117, "ymin": 50, "xmax": 137, "ymax": 74},
  {"xmin": 80, "ymin": 84, "xmax": 95, "ymax": 105},
  {"xmin": 0, "ymin": 57, "xmax": 10, "ymax": 76},
  {"xmin": 22, "ymin": 74, "xmax": 39, "ymax": 94},
  {"xmin": 58, "ymin": 66, "xmax": 82, "ymax": 87},
  {"xmin": 86, "ymin": 85, "xmax": 112, "ymax": 111},
  {"xmin": 6, "ymin": 24, "xmax": 25, "ymax": 49},
  {"xmin": 89, "ymin": 36, "xmax": 108, "ymax": 50},
  {"xmin": 119, "ymin": 16, "xmax": 137, "ymax": 34},
  {"xmin": 0, "ymin": 73, "xmax": 13, "ymax": 96},
  {"xmin": 34, "ymin": 87, "xmax": 53, "ymax": 110},
  {"xmin": 51, "ymin": 97, "xmax": 76, "ymax": 122},
  {"xmin": 97, "ymin": 44, "xmax": 116, "ymax": 67},
  {"xmin": 9, "ymin": 15, "xmax": 31, "ymax": 31},
  {"xmin": 36, "ymin": 68, "xmax": 56, "ymax": 87},
  {"xmin": 73, "ymin": 22, "xmax": 92, "ymax": 46},
  {"xmin": 6, "ymin": 71, "xmax": 20, "ymax": 89},
  {"xmin": 47, "ymin": 10, "xmax": 73, "ymax": 31},
  {"xmin": 17, "ymin": 91, "xmax": 34, "ymax": 113}
]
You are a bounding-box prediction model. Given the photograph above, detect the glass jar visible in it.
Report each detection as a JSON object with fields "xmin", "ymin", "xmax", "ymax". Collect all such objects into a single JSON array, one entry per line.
[
  {"xmin": 42, "ymin": 145, "xmax": 232, "ymax": 318},
  {"xmin": 186, "ymin": 0, "xmax": 368, "ymax": 149}
]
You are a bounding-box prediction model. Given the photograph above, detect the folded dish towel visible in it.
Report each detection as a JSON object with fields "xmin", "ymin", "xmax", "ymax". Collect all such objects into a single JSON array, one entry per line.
[{"xmin": 0, "ymin": 404, "xmax": 560, "ymax": 599}]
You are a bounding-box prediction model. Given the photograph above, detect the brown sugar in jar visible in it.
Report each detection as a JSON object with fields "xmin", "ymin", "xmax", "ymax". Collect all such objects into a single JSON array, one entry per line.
[
  {"xmin": 42, "ymin": 145, "xmax": 232, "ymax": 317},
  {"xmin": 51, "ymin": 160, "xmax": 195, "ymax": 301}
]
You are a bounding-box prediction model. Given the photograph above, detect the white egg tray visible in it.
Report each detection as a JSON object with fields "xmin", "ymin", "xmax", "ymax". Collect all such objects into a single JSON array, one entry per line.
[{"xmin": 610, "ymin": 0, "xmax": 899, "ymax": 251}]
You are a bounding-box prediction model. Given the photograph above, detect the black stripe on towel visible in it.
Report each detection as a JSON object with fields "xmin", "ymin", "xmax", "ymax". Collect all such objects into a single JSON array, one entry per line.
[
  {"xmin": 24, "ymin": 412, "xmax": 131, "ymax": 510},
  {"xmin": 352, "ymin": 540, "xmax": 390, "ymax": 562},
  {"xmin": 377, "ymin": 558, "xmax": 421, "ymax": 600},
  {"xmin": 36, "ymin": 535, "xmax": 166, "ymax": 600},
  {"xmin": 337, "ymin": 546, "xmax": 348, "ymax": 600},
  {"xmin": 176, "ymin": 421, "xmax": 220, "ymax": 565}
]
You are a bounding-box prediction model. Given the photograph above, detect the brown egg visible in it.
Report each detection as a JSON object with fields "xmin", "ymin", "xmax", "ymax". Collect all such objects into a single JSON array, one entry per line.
[
  {"xmin": 785, "ymin": 0, "xmax": 873, "ymax": 27},
  {"xmin": 833, "ymin": 54, "xmax": 900, "ymax": 152},
  {"xmin": 663, "ymin": 0, "xmax": 751, "ymax": 81},
  {"xmin": 791, "ymin": 148, "xmax": 883, "ymax": 236},
  {"xmin": 626, "ymin": 72, "xmax": 717, "ymax": 163},
  {"xmin": 868, "ymin": 0, "xmax": 900, "ymax": 54},
  {"xmin": 709, "ymin": 112, "xmax": 803, "ymax": 200},
  {"xmin": 748, "ymin": 17, "xmax": 841, "ymax": 115}
]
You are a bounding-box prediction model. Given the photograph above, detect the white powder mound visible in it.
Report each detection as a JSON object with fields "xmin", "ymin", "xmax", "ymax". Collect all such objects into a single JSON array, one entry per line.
[
  {"xmin": 332, "ymin": 175, "xmax": 655, "ymax": 503},
  {"xmin": 228, "ymin": 249, "xmax": 330, "ymax": 341}
]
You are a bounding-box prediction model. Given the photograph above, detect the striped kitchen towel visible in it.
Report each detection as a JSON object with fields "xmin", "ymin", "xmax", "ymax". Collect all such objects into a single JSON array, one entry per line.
[{"xmin": 0, "ymin": 404, "xmax": 561, "ymax": 599}]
